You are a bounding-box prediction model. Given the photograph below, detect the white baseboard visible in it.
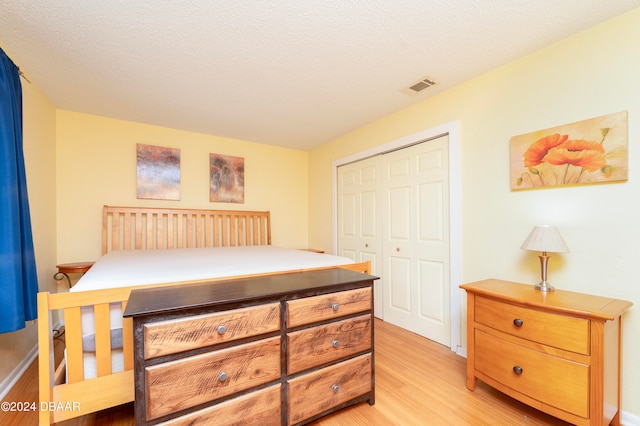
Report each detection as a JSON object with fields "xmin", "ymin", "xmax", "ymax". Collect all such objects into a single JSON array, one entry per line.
[
  {"xmin": 0, "ymin": 343, "xmax": 38, "ymax": 401},
  {"xmin": 0, "ymin": 319, "xmax": 64, "ymax": 401},
  {"xmin": 622, "ymin": 410, "xmax": 640, "ymax": 426}
]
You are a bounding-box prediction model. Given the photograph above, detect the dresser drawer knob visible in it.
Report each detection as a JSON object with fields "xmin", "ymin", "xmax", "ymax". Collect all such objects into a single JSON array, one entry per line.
[
  {"xmin": 217, "ymin": 325, "xmax": 227, "ymax": 335},
  {"xmin": 332, "ymin": 303, "xmax": 339, "ymax": 311},
  {"xmin": 513, "ymin": 319, "xmax": 523, "ymax": 327},
  {"xmin": 332, "ymin": 339, "xmax": 340, "ymax": 348},
  {"xmin": 219, "ymin": 372, "xmax": 228, "ymax": 382},
  {"xmin": 332, "ymin": 384, "xmax": 340, "ymax": 393},
  {"xmin": 513, "ymin": 366, "xmax": 523, "ymax": 375}
]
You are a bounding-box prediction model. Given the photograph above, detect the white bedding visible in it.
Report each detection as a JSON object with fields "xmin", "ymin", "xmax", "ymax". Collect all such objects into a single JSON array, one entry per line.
[
  {"xmin": 65, "ymin": 348, "xmax": 124, "ymax": 381},
  {"xmin": 72, "ymin": 245, "xmax": 354, "ymax": 292},
  {"xmin": 69, "ymin": 246, "xmax": 354, "ymax": 378}
]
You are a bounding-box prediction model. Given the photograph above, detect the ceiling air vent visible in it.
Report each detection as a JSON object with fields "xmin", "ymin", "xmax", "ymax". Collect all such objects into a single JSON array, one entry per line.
[{"xmin": 401, "ymin": 77, "xmax": 436, "ymax": 96}]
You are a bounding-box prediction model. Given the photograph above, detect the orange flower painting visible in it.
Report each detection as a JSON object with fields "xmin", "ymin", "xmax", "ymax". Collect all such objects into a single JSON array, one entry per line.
[{"xmin": 510, "ymin": 111, "xmax": 628, "ymax": 190}]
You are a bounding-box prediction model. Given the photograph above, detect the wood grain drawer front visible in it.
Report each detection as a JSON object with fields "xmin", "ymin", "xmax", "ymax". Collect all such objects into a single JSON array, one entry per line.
[
  {"xmin": 474, "ymin": 296, "xmax": 589, "ymax": 354},
  {"xmin": 475, "ymin": 330, "xmax": 588, "ymax": 418},
  {"xmin": 288, "ymin": 354, "xmax": 372, "ymax": 425},
  {"xmin": 143, "ymin": 303, "xmax": 280, "ymax": 359},
  {"xmin": 158, "ymin": 384, "xmax": 281, "ymax": 426},
  {"xmin": 144, "ymin": 337, "xmax": 281, "ymax": 421},
  {"xmin": 287, "ymin": 314, "xmax": 371, "ymax": 374},
  {"xmin": 286, "ymin": 287, "xmax": 371, "ymax": 328}
]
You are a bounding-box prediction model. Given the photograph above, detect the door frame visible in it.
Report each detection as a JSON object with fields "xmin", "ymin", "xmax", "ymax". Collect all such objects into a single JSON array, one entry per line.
[{"xmin": 332, "ymin": 120, "xmax": 462, "ymax": 354}]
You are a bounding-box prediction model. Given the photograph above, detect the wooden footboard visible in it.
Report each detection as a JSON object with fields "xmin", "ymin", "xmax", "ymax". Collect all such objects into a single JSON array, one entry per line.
[
  {"xmin": 37, "ymin": 261, "xmax": 370, "ymax": 425},
  {"xmin": 38, "ymin": 287, "xmax": 135, "ymax": 425}
]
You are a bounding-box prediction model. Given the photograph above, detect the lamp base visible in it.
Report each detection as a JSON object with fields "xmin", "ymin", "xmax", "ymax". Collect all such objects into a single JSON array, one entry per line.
[
  {"xmin": 535, "ymin": 254, "xmax": 555, "ymax": 292},
  {"xmin": 535, "ymin": 281, "xmax": 555, "ymax": 292}
]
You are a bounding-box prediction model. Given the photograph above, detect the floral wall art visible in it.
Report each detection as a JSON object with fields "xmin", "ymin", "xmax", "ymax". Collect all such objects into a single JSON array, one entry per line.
[
  {"xmin": 210, "ymin": 153, "xmax": 244, "ymax": 203},
  {"xmin": 136, "ymin": 143, "xmax": 181, "ymax": 200},
  {"xmin": 510, "ymin": 111, "xmax": 628, "ymax": 190}
]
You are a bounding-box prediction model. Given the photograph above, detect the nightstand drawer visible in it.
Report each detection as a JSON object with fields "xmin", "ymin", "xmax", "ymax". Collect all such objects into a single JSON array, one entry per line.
[
  {"xmin": 286, "ymin": 287, "xmax": 371, "ymax": 327},
  {"xmin": 475, "ymin": 330, "xmax": 588, "ymax": 418},
  {"xmin": 288, "ymin": 354, "xmax": 372, "ymax": 425},
  {"xmin": 475, "ymin": 296, "xmax": 589, "ymax": 354},
  {"xmin": 144, "ymin": 337, "xmax": 280, "ymax": 421},
  {"xmin": 287, "ymin": 314, "xmax": 371, "ymax": 374},
  {"xmin": 143, "ymin": 303, "xmax": 280, "ymax": 359},
  {"xmin": 158, "ymin": 384, "xmax": 281, "ymax": 426}
]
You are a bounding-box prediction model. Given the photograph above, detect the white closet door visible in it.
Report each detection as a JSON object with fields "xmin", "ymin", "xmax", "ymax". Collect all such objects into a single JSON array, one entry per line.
[
  {"xmin": 337, "ymin": 157, "xmax": 383, "ymax": 317},
  {"xmin": 382, "ymin": 135, "xmax": 450, "ymax": 345},
  {"xmin": 337, "ymin": 135, "xmax": 450, "ymax": 343}
]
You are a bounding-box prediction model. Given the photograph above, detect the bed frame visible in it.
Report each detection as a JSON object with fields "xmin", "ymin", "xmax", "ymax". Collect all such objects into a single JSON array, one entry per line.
[{"xmin": 38, "ymin": 206, "xmax": 370, "ymax": 425}]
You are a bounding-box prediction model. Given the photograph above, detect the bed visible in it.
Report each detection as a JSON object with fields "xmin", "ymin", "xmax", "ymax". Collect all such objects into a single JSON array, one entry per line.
[{"xmin": 37, "ymin": 205, "xmax": 370, "ymax": 425}]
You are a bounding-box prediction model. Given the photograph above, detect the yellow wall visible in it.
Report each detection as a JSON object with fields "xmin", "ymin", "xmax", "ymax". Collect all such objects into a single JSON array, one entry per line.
[
  {"xmin": 3, "ymin": 6, "xmax": 640, "ymax": 420},
  {"xmin": 309, "ymin": 8, "xmax": 640, "ymax": 418},
  {"xmin": 0, "ymin": 41, "xmax": 57, "ymax": 392},
  {"xmin": 56, "ymin": 111, "xmax": 309, "ymax": 261}
]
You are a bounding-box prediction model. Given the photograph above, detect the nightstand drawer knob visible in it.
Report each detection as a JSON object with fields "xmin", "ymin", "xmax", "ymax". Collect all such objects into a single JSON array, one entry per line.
[
  {"xmin": 513, "ymin": 319, "xmax": 524, "ymax": 327},
  {"xmin": 513, "ymin": 366, "xmax": 523, "ymax": 375},
  {"xmin": 332, "ymin": 339, "xmax": 340, "ymax": 348},
  {"xmin": 332, "ymin": 384, "xmax": 340, "ymax": 393},
  {"xmin": 217, "ymin": 325, "xmax": 227, "ymax": 335},
  {"xmin": 219, "ymin": 372, "xmax": 228, "ymax": 382},
  {"xmin": 332, "ymin": 303, "xmax": 339, "ymax": 311}
]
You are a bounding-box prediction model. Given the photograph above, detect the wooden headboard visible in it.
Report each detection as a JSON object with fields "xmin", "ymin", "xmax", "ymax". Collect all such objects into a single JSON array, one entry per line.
[{"xmin": 102, "ymin": 205, "xmax": 271, "ymax": 254}]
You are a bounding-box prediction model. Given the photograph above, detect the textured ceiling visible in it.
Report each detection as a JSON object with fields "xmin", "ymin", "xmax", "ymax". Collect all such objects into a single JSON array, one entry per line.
[{"xmin": 1, "ymin": 1, "xmax": 639, "ymax": 150}]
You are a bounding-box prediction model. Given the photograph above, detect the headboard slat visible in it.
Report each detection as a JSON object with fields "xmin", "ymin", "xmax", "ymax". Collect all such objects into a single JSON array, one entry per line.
[{"xmin": 102, "ymin": 206, "xmax": 271, "ymax": 254}]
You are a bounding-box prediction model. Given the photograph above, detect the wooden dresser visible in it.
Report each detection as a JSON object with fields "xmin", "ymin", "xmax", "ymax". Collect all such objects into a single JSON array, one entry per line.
[
  {"xmin": 123, "ymin": 268, "xmax": 378, "ymax": 425},
  {"xmin": 460, "ymin": 279, "xmax": 632, "ymax": 426}
]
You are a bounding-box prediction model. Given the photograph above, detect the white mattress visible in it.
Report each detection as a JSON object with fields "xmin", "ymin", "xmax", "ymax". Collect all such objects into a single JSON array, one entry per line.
[
  {"xmin": 65, "ymin": 348, "xmax": 124, "ymax": 381},
  {"xmin": 72, "ymin": 245, "xmax": 354, "ymax": 292},
  {"xmin": 69, "ymin": 246, "xmax": 354, "ymax": 378}
]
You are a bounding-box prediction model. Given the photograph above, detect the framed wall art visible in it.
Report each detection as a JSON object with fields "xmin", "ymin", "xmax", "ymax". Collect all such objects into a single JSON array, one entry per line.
[
  {"xmin": 210, "ymin": 153, "xmax": 244, "ymax": 203},
  {"xmin": 510, "ymin": 111, "xmax": 628, "ymax": 190},
  {"xmin": 136, "ymin": 143, "xmax": 181, "ymax": 200}
]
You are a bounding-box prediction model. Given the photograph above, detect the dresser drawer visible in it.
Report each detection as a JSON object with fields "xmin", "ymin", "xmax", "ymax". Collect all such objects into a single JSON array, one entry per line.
[
  {"xmin": 475, "ymin": 329, "xmax": 588, "ymax": 418},
  {"xmin": 287, "ymin": 314, "xmax": 371, "ymax": 374},
  {"xmin": 158, "ymin": 384, "xmax": 281, "ymax": 426},
  {"xmin": 143, "ymin": 303, "xmax": 280, "ymax": 359},
  {"xmin": 286, "ymin": 287, "xmax": 371, "ymax": 328},
  {"xmin": 288, "ymin": 354, "xmax": 372, "ymax": 425},
  {"xmin": 144, "ymin": 337, "xmax": 281, "ymax": 421},
  {"xmin": 475, "ymin": 296, "xmax": 589, "ymax": 354}
]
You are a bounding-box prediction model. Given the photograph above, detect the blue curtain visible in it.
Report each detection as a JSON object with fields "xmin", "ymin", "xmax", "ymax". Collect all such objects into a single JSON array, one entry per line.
[{"xmin": 0, "ymin": 48, "xmax": 39, "ymax": 333}]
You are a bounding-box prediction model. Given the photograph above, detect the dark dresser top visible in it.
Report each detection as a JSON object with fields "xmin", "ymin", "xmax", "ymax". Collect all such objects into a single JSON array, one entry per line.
[{"xmin": 124, "ymin": 268, "xmax": 378, "ymax": 318}]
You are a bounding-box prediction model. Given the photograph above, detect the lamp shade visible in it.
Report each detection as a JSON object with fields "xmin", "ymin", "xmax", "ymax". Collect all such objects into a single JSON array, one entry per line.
[{"xmin": 520, "ymin": 225, "xmax": 570, "ymax": 253}]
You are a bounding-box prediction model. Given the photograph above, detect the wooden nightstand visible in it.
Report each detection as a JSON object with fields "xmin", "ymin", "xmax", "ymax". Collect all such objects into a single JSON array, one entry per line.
[
  {"xmin": 460, "ymin": 279, "xmax": 632, "ymax": 426},
  {"xmin": 54, "ymin": 261, "xmax": 94, "ymax": 287}
]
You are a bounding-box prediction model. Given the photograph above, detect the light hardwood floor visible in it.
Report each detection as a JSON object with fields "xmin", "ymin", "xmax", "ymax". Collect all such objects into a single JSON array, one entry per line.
[{"xmin": 3, "ymin": 319, "xmax": 570, "ymax": 425}]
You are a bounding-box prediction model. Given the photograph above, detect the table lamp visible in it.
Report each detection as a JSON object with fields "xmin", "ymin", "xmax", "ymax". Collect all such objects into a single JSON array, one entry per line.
[{"xmin": 520, "ymin": 225, "xmax": 569, "ymax": 292}]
